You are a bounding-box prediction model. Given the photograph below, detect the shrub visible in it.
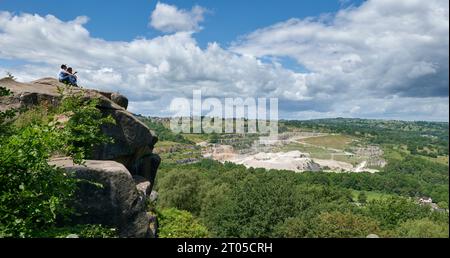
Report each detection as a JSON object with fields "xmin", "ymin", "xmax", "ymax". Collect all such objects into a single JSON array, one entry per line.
[
  {"xmin": 310, "ymin": 211, "xmax": 380, "ymax": 238},
  {"xmin": 156, "ymin": 169, "xmax": 202, "ymax": 214},
  {"xmin": 0, "ymin": 87, "xmax": 115, "ymax": 237},
  {"xmin": 158, "ymin": 208, "xmax": 209, "ymax": 238},
  {"xmin": 363, "ymin": 197, "xmax": 431, "ymax": 229},
  {"xmin": 32, "ymin": 224, "xmax": 117, "ymax": 238},
  {"xmin": 0, "ymin": 87, "xmax": 16, "ymax": 135},
  {"xmin": 273, "ymin": 217, "xmax": 310, "ymax": 238},
  {"xmin": 0, "ymin": 124, "xmax": 77, "ymax": 237},
  {"xmin": 395, "ymin": 218, "xmax": 449, "ymax": 238},
  {"xmin": 56, "ymin": 87, "xmax": 115, "ymax": 163}
]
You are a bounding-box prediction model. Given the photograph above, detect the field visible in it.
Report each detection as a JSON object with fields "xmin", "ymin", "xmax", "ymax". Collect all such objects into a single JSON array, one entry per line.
[
  {"xmin": 154, "ymin": 140, "xmax": 202, "ymax": 164},
  {"xmin": 182, "ymin": 133, "xmax": 210, "ymax": 144},
  {"xmin": 300, "ymin": 134, "xmax": 356, "ymax": 150},
  {"xmin": 277, "ymin": 142, "xmax": 331, "ymax": 159},
  {"xmin": 350, "ymin": 190, "xmax": 397, "ymax": 202},
  {"xmin": 425, "ymin": 155, "xmax": 449, "ymax": 165}
]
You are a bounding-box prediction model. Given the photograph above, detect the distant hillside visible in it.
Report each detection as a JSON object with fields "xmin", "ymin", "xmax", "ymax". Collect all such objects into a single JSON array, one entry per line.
[{"xmin": 283, "ymin": 118, "xmax": 449, "ymax": 158}]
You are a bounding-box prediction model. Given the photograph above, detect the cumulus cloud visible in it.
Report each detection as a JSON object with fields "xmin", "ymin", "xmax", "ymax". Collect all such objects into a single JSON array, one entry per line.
[
  {"xmin": 149, "ymin": 2, "xmax": 207, "ymax": 33},
  {"xmin": 0, "ymin": 10, "xmax": 306, "ymax": 117},
  {"xmin": 0, "ymin": 0, "xmax": 448, "ymax": 121},
  {"xmin": 232, "ymin": 0, "xmax": 449, "ymax": 100}
]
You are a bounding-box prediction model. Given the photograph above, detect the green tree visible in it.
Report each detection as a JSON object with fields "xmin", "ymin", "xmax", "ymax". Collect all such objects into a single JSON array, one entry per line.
[
  {"xmin": 158, "ymin": 208, "xmax": 209, "ymax": 238},
  {"xmin": 363, "ymin": 197, "xmax": 431, "ymax": 229},
  {"xmin": 0, "ymin": 124, "xmax": 77, "ymax": 237},
  {"xmin": 140, "ymin": 117, "xmax": 192, "ymax": 144},
  {"xmin": 209, "ymin": 132, "xmax": 219, "ymax": 144},
  {"xmin": 358, "ymin": 191, "xmax": 368, "ymax": 204},
  {"xmin": 56, "ymin": 87, "xmax": 115, "ymax": 163},
  {"xmin": 311, "ymin": 211, "xmax": 380, "ymax": 238},
  {"xmin": 395, "ymin": 218, "xmax": 448, "ymax": 238},
  {"xmin": 273, "ymin": 217, "xmax": 310, "ymax": 238},
  {"xmin": 437, "ymin": 201, "xmax": 448, "ymax": 210},
  {"xmin": 156, "ymin": 169, "xmax": 203, "ymax": 214}
]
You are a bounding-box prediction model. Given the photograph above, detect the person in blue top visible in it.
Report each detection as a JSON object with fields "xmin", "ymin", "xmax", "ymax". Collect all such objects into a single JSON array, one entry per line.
[
  {"xmin": 66, "ymin": 67, "xmax": 78, "ymax": 86},
  {"xmin": 58, "ymin": 64, "xmax": 70, "ymax": 83},
  {"xmin": 58, "ymin": 64, "xmax": 78, "ymax": 87}
]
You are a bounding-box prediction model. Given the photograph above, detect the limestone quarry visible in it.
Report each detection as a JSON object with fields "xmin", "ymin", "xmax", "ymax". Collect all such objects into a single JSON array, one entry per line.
[{"xmin": 203, "ymin": 133, "xmax": 384, "ymax": 173}]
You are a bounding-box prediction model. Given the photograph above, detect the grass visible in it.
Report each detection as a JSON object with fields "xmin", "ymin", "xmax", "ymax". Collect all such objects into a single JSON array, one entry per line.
[
  {"xmin": 277, "ymin": 142, "xmax": 332, "ymax": 159},
  {"xmin": 156, "ymin": 141, "xmax": 183, "ymax": 148},
  {"xmin": 12, "ymin": 104, "xmax": 50, "ymax": 129},
  {"xmin": 182, "ymin": 134, "xmax": 210, "ymax": 143},
  {"xmin": 382, "ymin": 145, "xmax": 408, "ymax": 162},
  {"xmin": 277, "ymin": 140, "xmax": 364, "ymax": 163},
  {"xmin": 333, "ymin": 155, "xmax": 363, "ymax": 166},
  {"xmin": 155, "ymin": 140, "xmax": 202, "ymax": 164},
  {"xmin": 351, "ymin": 190, "xmax": 397, "ymax": 202},
  {"xmin": 162, "ymin": 151, "xmax": 202, "ymax": 164},
  {"xmin": 424, "ymin": 155, "xmax": 449, "ymax": 166},
  {"xmin": 300, "ymin": 134, "xmax": 355, "ymax": 150}
]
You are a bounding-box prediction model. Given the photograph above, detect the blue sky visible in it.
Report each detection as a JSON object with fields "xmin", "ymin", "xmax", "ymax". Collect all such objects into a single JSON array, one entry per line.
[
  {"xmin": 0, "ymin": 0, "xmax": 448, "ymax": 121},
  {"xmin": 0, "ymin": 0, "xmax": 363, "ymax": 46}
]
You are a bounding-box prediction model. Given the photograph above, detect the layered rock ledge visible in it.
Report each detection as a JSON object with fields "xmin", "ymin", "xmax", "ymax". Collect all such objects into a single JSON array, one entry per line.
[{"xmin": 0, "ymin": 77, "xmax": 160, "ymax": 237}]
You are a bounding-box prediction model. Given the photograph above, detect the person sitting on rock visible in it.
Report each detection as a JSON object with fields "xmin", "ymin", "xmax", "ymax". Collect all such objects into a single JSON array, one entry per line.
[
  {"xmin": 58, "ymin": 64, "xmax": 71, "ymax": 84},
  {"xmin": 58, "ymin": 64, "xmax": 78, "ymax": 87},
  {"xmin": 66, "ymin": 67, "xmax": 78, "ymax": 87}
]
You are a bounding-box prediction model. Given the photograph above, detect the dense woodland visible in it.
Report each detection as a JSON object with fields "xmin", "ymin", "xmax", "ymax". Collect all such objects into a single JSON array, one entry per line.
[{"xmin": 154, "ymin": 159, "xmax": 448, "ymax": 238}]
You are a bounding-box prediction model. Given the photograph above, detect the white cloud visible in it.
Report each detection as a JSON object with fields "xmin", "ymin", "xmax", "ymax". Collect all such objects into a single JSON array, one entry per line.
[
  {"xmin": 232, "ymin": 0, "xmax": 449, "ymax": 99},
  {"xmin": 149, "ymin": 2, "xmax": 207, "ymax": 33},
  {"xmin": 0, "ymin": 0, "xmax": 448, "ymax": 121},
  {"xmin": 0, "ymin": 11, "xmax": 307, "ymax": 116}
]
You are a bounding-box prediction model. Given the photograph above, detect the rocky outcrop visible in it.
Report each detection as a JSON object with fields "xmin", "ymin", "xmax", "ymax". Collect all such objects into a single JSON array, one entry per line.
[
  {"xmin": 50, "ymin": 158, "xmax": 152, "ymax": 238},
  {"xmin": 0, "ymin": 77, "xmax": 159, "ymax": 185},
  {"xmin": 111, "ymin": 93, "xmax": 129, "ymax": 109},
  {"xmin": 0, "ymin": 77, "xmax": 161, "ymax": 237}
]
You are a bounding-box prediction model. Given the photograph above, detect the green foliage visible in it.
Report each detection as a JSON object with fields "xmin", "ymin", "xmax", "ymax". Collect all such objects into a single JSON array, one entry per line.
[
  {"xmin": 156, "ymin": 159, "xmax": 448, "ymax": 238},
  {"xmin": 309, "ymin": 211, "xmax": 380, "ymax": 238},
  {"xmin": 157, "ymin": 169, "xmax": 202, "ymax": 214},
  {"xmin": 284, "ymin": 118, "xmax": 449, "ymax": 157},
  {"xmin": 153, "ymin": 117, "xmax": 448, "ymax": 238},
  {"xmin": 0, "ymin": 86, "xmax": 115, "ymax": 237},
  {"xmin": 363, "ymin": 197, "xmax": 431, "ymax": 229},
  {"xmin": 157, "ymin": 160, "xmax": 355, "ymax": 238},
  {"xmin": 56, "ymin": 87, "xmax": 115, "ymax": 163},
  {"xmin": 273, "ymin": 217, "xmax": 310, "ymax": 238},
  {"xmin": 139, "ymin": 117, "xmax": 192, "ymax": 144},
  {"xmin": 208, "ymin": 132, "xmax": 219, "ymax": 143},
  {"xmin": 32, "ymin": 224, "xmax": 117, "ymax": 238},
  {"xmin": 12, "ymin": 105, "xmax": 50, "ymax": 129},
  {"xmin": 395, "ymin": 218, "xmax": 449, "ymax": 238},
  {"xmin": 289, "ymin": 155, "xmax": 448, "ymax": 204},
  {"xmin": 0, "ymin": 87, "xmax": 16, "ymax": 135},
  {"xmin": 158, "ymin": 208, "xmax": 209, "ymax": 238},
  {"xmin": 358, "ymin": 191, "xmax": 368, "ymax": 204},
  {"xmin": 437, "ymin": 201, "xmax": 448, "ymax": 210},
  {"xmin": 0, "ymin": 124, "xmax": 77, "ymax": 237}
]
